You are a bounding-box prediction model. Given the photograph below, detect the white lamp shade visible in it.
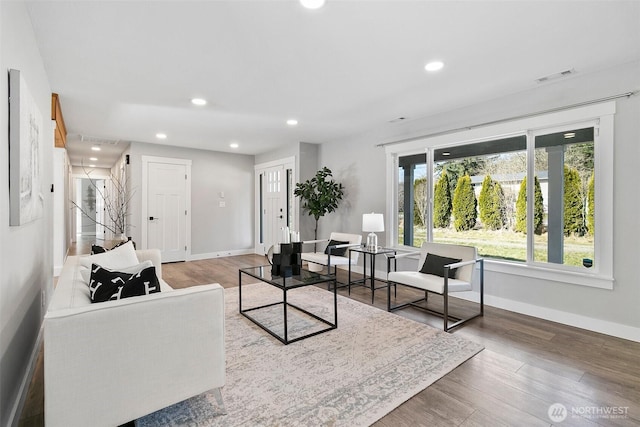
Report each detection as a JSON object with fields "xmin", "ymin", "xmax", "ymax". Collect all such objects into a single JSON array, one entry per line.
[
  {"xmin": 300, "ymin": 0, "xmax": 326, "ymax": 9},
  {"xmin": 362, "ymin": 213, "xmax": 384, "ymax": 232}
]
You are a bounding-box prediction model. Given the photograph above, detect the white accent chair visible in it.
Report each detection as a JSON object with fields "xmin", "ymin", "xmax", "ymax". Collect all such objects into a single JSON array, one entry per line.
[
  {"xmin": 386, "ymin": 242, "xmax": 484, "ymax": 332},
  {"xmin": 301, "ymin": 232, "xmax": 362, "ymax": 283}
]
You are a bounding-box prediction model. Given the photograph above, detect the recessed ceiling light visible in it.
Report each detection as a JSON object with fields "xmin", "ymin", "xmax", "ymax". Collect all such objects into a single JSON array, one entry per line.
[
  {"xmin": 442, "ymin": 152, "xmax": 451, "ymax": 156},
  {"xmin": 91, "ymin": 146, "xmax": 101, "ymax": 151},
  {"xmin": 564, "ymin": 132, "xmax": 576, "ymax": 139},
  {"xmin": 300, "ymin": 0, "xmax": 326, "ymax": 9},
  {"xmin": 425, "ymin": 61, "xmax": 444, "ymax": 72},
  {"xmin": 89, "ymin": 164, "xmax": 96, "ymax": 168},
  {"xmin": 89, "ymin": 157, "xmax": 98, "ymax": 161},
  {"xmin": 287, "ymin": 119, "xmax": 298, "ymax": 126},
  {"xmin": 191, "ymin": 98, "xmax": 207, "ymax": 106},
  {"xmin": 229, "ymin": 143, "xmax": 239, "ymax": 149},
  {"xmin": 156, "ymin": 133, "xmax": 167, "ymax": 139}
]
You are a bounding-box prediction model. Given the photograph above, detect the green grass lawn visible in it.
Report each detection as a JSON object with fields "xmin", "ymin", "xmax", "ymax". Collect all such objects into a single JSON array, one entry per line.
[{"xmin": 399, "ymin": 227, "xmax": 594, "ymax": 268}]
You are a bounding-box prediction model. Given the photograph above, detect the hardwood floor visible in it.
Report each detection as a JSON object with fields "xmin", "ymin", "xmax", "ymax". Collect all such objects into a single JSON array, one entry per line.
[{"xmin": 19, "ymin": 245, "xmax": 640, "ymax": 426}]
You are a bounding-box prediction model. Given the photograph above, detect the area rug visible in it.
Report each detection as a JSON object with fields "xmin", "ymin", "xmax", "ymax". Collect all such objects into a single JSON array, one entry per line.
[{"xmin": 137, "ymin": 283, "xmax": 483, "ymax": 426}]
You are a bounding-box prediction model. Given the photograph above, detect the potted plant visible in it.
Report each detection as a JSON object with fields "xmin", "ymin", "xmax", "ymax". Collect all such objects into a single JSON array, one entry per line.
[{"xmin": 294, "ymin": 166, "xmax": 344, "ymax": 248}]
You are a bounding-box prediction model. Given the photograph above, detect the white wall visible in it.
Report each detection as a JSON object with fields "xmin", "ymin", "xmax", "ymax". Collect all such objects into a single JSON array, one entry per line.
[
  {"xmin": 128, "ymin": 142, "xmax": 255, "ymax": 257},
  {"xmin": 255, "ymin": 141, "xmax": 300, "ymax": 165},
  {"xmin": 0, "ymin": 2, "xmax": 54, "ymax": 425},
  {"xmin": 318, "ymin": 61, "xmax": 640, "ymax": 340}
]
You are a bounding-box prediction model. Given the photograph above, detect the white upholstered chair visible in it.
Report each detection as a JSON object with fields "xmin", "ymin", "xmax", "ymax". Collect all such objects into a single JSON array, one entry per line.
[
  {"xmin": 386, "ymin": 242, "xmax": 484, "ymax": 332},
  {"xmin": 301, "ymin": 232, "xmax": 362, "ymax": 280}
]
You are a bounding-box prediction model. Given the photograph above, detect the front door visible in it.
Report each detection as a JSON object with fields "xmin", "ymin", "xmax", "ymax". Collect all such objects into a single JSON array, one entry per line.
[
  {"xmin": 254, "ymin": 157, "xmax": 295, "ymax": 255},
  {"xmin": 262, "ymin": 165, "xmax": 286, "ymax": 254},
  {"xmin": 146, "ymin": 161, "xmax": 188, "ymax": 262}
]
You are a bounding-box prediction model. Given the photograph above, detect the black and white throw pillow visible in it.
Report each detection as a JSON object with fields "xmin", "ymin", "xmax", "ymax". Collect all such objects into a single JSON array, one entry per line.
[
  {"xmin": 89, "ymin": 263, "xmax": 161, "ymax": 303},
  {"xmin": 80, "ymin": 260, "xmax": 153, "ymax": 285},
  {"xmin": 91, "ymin": 244, "xmax": 108, "ymax": 255}
]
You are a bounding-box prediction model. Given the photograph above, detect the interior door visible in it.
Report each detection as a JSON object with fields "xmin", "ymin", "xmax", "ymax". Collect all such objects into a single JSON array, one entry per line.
[
  {"xmin": 146, "ymin": 162, "xmax": 187, "ymax": 262},
  {"xmin": 262, "ymin": 166, "xmax": 286, "ymax": 254},
  {"xmin": 95, "ymin": 179, "xmax": 105, "ymax": 240}
]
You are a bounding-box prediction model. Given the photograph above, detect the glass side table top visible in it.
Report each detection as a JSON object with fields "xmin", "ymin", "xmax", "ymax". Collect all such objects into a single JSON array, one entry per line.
[
  {"xmin": 239, "ymin": 265, "xmax": 335, "ymax": 289},
  {"xmin": 349, "ymin": 245, "xmax": 397, "ymax": 255}
]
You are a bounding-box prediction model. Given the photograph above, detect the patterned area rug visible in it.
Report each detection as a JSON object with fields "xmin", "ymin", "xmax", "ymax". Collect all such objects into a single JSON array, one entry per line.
[{"xmin": 137, "ymin": 283, "xmax": 483, "ymax": 426}]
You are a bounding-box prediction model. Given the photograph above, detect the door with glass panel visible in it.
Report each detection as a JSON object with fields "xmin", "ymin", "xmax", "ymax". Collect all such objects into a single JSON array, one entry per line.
[
  {"xmin": 255, "ymin": 161, "xmax": 295, "ymax": 256},
  {"xmin": 261, "ymin": 166, "xmax": 286, "ymax": 255}
]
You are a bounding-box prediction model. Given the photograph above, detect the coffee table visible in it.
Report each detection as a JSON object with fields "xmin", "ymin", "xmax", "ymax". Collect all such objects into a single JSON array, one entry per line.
[{"xmin": 238, "ymin": 266, "xmax": 337, "ymax": 344}]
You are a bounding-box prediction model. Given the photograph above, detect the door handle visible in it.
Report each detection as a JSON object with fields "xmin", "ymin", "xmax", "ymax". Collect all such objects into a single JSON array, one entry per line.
[{"xmin": 149, "ymin": 216, "xmax": 159, "ymax": 220}]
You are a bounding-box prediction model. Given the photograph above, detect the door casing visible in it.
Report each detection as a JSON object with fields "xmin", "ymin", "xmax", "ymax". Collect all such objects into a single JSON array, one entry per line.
[
  {"xmin": 254, "ymin": 157, "xmax": 296, "ymax": 255},
  {"xmin": 141, "ymin": 156, "xmax": 192, "ymax": 261}
]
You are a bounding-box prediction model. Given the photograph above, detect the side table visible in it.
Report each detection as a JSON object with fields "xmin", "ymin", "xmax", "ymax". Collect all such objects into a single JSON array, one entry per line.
[{"xmin": 348, "ymin": 246, "xmax": 396, "ymax": 303}]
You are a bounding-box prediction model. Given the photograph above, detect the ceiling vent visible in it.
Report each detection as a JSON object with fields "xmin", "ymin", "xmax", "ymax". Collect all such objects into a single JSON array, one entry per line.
[
  {"xmin": 80, "ymin": 134, "xmax": 121, "ymax": 145},
  {"xmin": 536, "ymin": 68, "xmax": 576, "ymax": 83}
]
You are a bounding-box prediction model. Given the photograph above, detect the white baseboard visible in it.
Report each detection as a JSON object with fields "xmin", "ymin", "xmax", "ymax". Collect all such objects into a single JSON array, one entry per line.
[
  {"xmin": 179, "ymin": 256, "xmax": 640, "ymax": 343},
  {"xmin": 9, "ymin": 326, "xmax": 43, "ymax": 427},
  {"xmin": 188, "ymin": 248, "xmax": 256, "ymax": 261},
  {"xmin": 452, "ymin": 291, "xmax": 640, "ymax": 343}
]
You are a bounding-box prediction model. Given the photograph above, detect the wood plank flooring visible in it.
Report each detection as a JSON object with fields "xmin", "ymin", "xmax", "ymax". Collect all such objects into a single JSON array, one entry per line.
[{"xmin": 18, "ymin": 246, "xmax": 640, "ymax": 426}]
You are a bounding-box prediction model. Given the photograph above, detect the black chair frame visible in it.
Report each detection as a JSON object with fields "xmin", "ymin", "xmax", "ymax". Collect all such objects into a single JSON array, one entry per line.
[
  {"xmin": 386, "ymin": 254, "xmax": 484, "ymax": 332},
  {"xmin": 302, "ymin": 240, "xmax": 361, "ymax": 290}
]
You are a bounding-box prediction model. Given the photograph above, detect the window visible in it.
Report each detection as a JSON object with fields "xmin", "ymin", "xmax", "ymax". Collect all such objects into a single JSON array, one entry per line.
[
  {"xmin": 386, "ymin": 102, "xmax": 614, "ymax": 289},
  {"xmin": 432, "ymin": 135, "xmax": 528, "ymax": 262},
  {"xmin": 532, "ymin": 127, "xmax": 594, "ymax": 268},
  {"xmin": 397, "ymin": 153, "xmax": 427, "ymax": 247},
  {"xmin": 286, "ymin": 168, "xmax": 294, "ymax": 230}
]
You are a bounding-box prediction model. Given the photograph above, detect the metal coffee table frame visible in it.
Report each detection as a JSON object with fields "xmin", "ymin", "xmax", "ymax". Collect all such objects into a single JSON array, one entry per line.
[{"xmin": 238, "ymin": 266, "xmax": 337, "ymax": 345}]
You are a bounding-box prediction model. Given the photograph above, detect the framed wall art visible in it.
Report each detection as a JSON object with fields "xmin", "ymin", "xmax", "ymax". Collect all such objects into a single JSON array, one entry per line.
[{"xmin": 9, "ymin": 69, "xmax": 44, "ymax": 226}]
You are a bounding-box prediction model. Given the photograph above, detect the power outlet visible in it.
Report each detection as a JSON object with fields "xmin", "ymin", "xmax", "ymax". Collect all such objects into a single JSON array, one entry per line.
[{"xmin": 219, "ymin": 201, "xmax": 226, "ymax": 208}]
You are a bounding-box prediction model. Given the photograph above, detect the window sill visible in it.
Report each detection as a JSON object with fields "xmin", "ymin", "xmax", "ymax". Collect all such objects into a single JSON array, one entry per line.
[
  {"xmin": 388, "ymin": 246, "xmax": 614, "ymax": 290},
  {"xmin": 484, "ymin": 259, "xmax": 614, "ymax": 290}
]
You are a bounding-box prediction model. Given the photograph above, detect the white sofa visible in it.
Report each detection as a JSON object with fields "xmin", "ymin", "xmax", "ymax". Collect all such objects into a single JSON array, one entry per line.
[{"xmin": 44, "ymin": 248, "xmax": 225, "ymax": 427}]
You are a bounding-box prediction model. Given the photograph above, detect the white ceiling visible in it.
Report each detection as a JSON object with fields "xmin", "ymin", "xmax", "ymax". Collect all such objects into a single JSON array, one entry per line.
[{"xmin": 26, "ymin": 0, "xmax": 640, "ymax": 168}]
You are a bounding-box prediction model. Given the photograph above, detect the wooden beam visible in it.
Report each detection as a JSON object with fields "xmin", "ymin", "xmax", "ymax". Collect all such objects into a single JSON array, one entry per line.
[{"xmin": 51, "ymin": 93, "xmax": 67, "ymax": 148}]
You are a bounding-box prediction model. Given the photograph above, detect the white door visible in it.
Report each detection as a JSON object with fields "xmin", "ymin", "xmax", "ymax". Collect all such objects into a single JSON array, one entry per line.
[
  {"xmin": 146, "ymin": 162, "xmax": 187, "ymax": 262},
  {"xmin": 262, "ymin": 166, "xmax": 286, "ymax": 254},
  {"xmin": 95, "ymin": 179, "xmax": 105, "ymax": 240}
]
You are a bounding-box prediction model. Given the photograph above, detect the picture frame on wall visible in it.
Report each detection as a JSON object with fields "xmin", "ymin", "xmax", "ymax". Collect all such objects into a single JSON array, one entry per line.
[{"xmin": 9, "ymin": 69, "xmax": 44, "ymax": 226}]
